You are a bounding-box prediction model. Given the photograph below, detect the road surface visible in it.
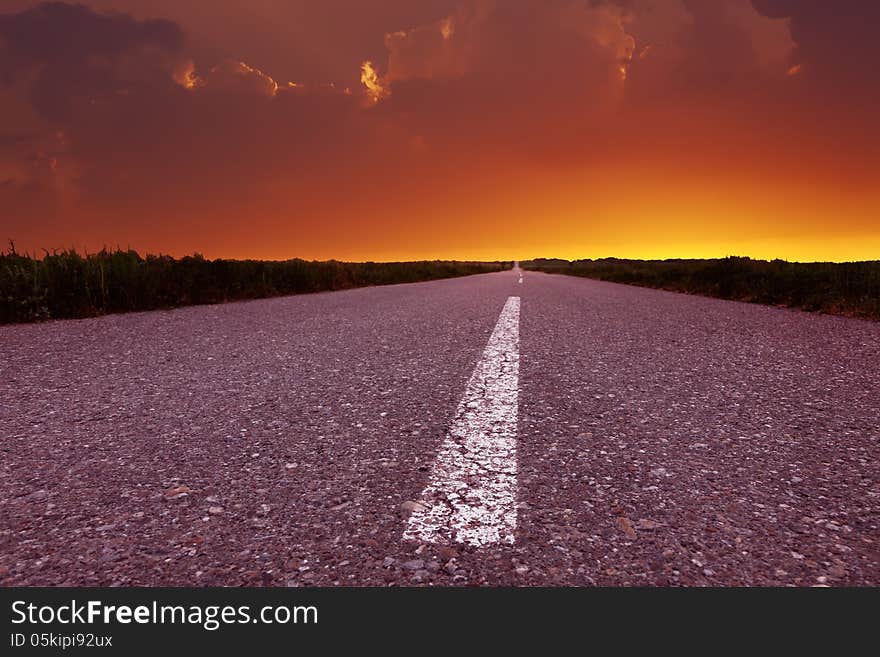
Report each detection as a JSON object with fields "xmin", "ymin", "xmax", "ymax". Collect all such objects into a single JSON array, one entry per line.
[{"xmin": 2, "ymin": 267, "xmax": 878, "ymax": 586}]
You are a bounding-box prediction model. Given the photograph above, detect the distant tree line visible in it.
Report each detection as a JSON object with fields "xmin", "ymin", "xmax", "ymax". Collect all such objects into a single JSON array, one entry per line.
[
  {"xmin": 0, "ymin": 245, "xmax": 510, "ymax": 324},
  {"xmin": 522, "ymin": 257, "xmax": 880, "ymax": 320}
]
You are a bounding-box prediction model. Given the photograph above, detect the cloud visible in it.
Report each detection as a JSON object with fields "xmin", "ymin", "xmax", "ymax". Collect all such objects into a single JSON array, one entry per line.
[
  {"xmin": 1, "ymin": 1, "xmax": 873, "ymax": 260},
  {"xmin": 0, "ymin": 1, "xmax": 185, "ymax": 121},
  {"xmin": 0, "ymin": 2, "xmax": 188, "ymax": 221},
  {"xmin": 349, "ymin": 0, "xmax": 797, "ymax": 170},
  {"xmin": 371, "ymin": 1, "xmax": 634, "ymax": 87},
  {"xmin": 360, "ymin": 61, "xmax": 388, "ymax": 104},
  {"xmin": 0, "ymin": 4, "xmax": 366, "ymax": 203},
  {"xmin": 197, "ymin": 60, "xmax": 280, "ymax": 97},
  {"xmin": 598, "ymin": 0, "xmax": 794, "ymax": 104},
  {"xmin": 380, "ymin": 2, "xmax": 489, "ymax": 85},
  {"xmin": 364, "ymin": 0, "xmax": 795, "ymax": 112},
  {"xmin": 6, "ymin": 0, "xmax": 463, "ymax": 90},
  {"xmin": 357, "ymin": 0, "xmax": 639, "ymax": 158},
  {"xmin": 750, "ymin": 0, "xmax": 880, "ymax": 100},
  {"xmin": 0, "ymin": 0, "xmax": 805, "ymax": 192}
]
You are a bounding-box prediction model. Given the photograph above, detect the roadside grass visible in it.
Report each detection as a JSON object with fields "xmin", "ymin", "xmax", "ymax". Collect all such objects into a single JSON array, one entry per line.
[
  {"xmin": 0, "ymin": 246, "xmax": 510, "ymax": 324},
  {"xmin": 522, "ymin": 257, "xmax": 880, "ymax": 320}
]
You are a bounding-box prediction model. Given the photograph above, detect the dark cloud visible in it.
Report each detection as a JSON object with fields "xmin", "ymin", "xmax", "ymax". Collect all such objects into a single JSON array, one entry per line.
[
  {"xmin": 0, "ymin": 2, "xmax": 181, "ymax": 61},
  {"xmin": 5, "ymin": 0, "xmax": 461, "ymax": 88},
  {"xmin": 751, "ymin": 0, "xmax": 880, "ymax": 101},
  {"xmin": 0, "ymin": 2, "xmax": 184, "ymax": 126}
]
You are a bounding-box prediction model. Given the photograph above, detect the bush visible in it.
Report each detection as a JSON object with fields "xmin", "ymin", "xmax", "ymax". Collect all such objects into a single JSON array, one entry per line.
[
  {"xmin": 0, "ymin": 245, "xmax": 509, "ymax": 324},
  {"xmin": 522, "ymin": 256, "xmax": 880, "ymax": 320}
]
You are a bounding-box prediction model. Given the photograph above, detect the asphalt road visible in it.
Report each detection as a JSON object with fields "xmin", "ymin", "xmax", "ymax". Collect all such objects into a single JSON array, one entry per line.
[{"xmin": 2, "ymin": 267, "xmax": 878, "ymax": 586}]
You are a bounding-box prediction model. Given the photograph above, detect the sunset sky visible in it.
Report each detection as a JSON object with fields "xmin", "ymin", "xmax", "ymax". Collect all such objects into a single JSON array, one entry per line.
[{"xmin": 1, "ymin": 1, "xmax": 878, "ymax": 262}]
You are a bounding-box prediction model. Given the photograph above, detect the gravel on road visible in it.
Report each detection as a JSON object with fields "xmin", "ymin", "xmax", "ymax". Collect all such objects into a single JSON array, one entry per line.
[{"xmin": 1, "ymin": 269, "xmax": 877, "ymax": 586}]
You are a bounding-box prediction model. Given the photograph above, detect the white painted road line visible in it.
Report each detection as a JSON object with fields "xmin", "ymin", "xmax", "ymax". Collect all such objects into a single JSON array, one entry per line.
[{"xmin": 403, "ymin": 296, "xmax": 521, "ymax": 547}]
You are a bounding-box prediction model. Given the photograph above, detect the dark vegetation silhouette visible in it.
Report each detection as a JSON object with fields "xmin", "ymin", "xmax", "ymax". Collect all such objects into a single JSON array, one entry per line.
[
  {"xmin": 0, "ymin": 244, "xmax": 509, "ymax": 324},
  {"xmin": 522, "ymin": 257, "xmax": 880, "ymax": 320}
]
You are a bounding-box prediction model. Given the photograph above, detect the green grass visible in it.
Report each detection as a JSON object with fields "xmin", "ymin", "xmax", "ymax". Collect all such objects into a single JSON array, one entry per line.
[
  {"xmin": 0, "ymin": 245, "xmax": 510, "ymax": 324},
  {"xmin": 522, "ymin": 257, "xmax": 880, "ymax": 320}
]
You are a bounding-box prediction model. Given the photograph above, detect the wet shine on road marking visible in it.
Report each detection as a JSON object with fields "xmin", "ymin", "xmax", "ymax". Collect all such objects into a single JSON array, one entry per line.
[{"xmin": 403, "ymin": 296, "xmax": 521, "ymax": 547}]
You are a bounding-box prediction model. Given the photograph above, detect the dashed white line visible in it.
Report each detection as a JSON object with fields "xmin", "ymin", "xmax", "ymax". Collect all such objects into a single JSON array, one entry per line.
[{"xmin": 403, "ymin": 296, "xmax": 521, "ymax": 547}]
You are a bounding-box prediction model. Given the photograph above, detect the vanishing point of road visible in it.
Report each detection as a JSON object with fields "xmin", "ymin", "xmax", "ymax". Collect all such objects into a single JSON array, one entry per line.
[{"xmin": 2, "ymin": 266, "xmax": 878, "ymax": 586}]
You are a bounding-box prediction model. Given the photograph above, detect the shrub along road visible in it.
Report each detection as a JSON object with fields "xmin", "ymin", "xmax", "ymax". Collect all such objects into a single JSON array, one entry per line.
[{"xmin": 1, "ymin": 267, "xmax": 878, "ymax": 585}]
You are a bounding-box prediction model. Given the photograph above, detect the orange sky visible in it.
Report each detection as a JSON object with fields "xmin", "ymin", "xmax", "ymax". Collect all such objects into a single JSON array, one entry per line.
[{"xmin": 1, "ymin": 1, "xmax": 878, "ymax": 262}]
